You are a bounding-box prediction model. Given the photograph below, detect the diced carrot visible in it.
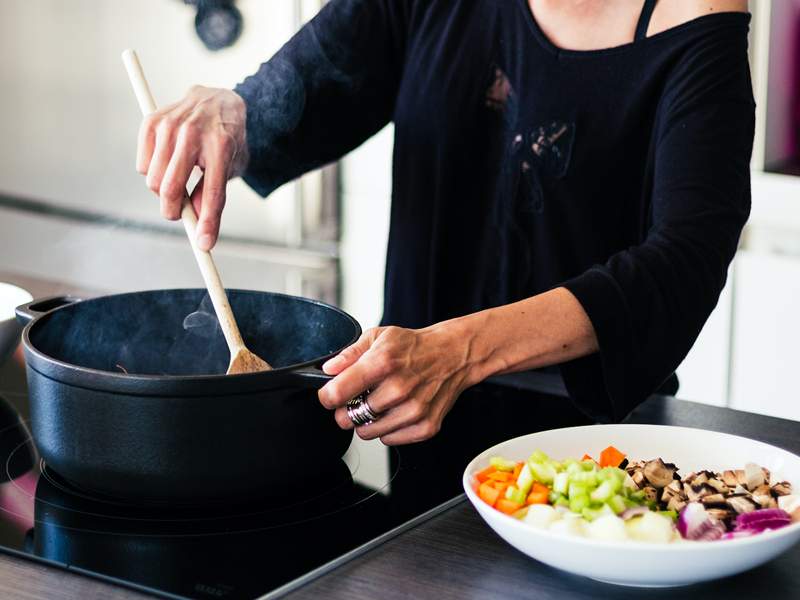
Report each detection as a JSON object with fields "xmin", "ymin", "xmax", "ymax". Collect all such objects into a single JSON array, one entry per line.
[
  {"xmin": 475, "ymin": 465, "xmax": 496, "ymax": 483},
  {"xmin": 512, "ymin": 462, "xmax": 523, "ymax": 480},
  {"xmin": 496, "ymin": 498, "xmax": 524, "ymax": 515},
  {"xmin": 599, "ymin": 445, "xmax": 626, "ymax": 468},
  {"xmin": 487, "ymin": 471, "xmax": 513, "ymax": 482},
  {"xmin": 526, "ymin": 491, "xmax": 549, "ymax": 505},
  {"xmin": 471, "ymin": 479, "xmax": 479, "ymax": 493},
  {"xmin": 478, "ymin": 482, "xmax": 501, "ymax": 506},
  {"xmin": 526, "ymin": 482, "xmax": 550, "ymax": 505},
  {"xmin": 582, "ymin": 453, "xmax": 595, "ymax": 462},
  {"xmin": 491, "ymin": 482, "xmax": 511, "ymax": 496}
]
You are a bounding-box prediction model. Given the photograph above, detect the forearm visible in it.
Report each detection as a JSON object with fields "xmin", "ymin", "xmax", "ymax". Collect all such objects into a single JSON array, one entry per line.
[{"xmin": 440, "ymin": 287, "xmax": 599, "ymax": 386}]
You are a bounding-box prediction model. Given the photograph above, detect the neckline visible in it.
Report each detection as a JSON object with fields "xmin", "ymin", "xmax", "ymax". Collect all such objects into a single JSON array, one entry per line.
[{"xmin": 514, "ymin": 0, "xmax": 751, "ymax": 58}]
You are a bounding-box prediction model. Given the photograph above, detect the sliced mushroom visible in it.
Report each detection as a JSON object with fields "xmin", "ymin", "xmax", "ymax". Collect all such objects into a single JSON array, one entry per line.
[
  {"xmin": 631, "ymin": 470, "xmax": 646, "ymax": 489},
  {"xmin": 721, "ymin": 470, "xmax": 739, "ymax": 488},
  {"xmin": 700, "ymin": 493, "xmax": 728, "ymax": 506},
  {"xmin": 667, "ymin": 496, "xmax": 688, "ymax": 513},
  {"xmin": 727, "ymin": 495, "xmax": 757, "ymax": 514},
  {"xmin": 706, "ymin": 478, "xmax": 730, "ymax": 494},
  {"xmin": 686, "ymin": 483, "xmax": 715, "ymax": 502},
  {"xmin": 706, "ymin": 507, "xmax": 735, "ymax": 523},
  {"xmin": 771, "ymin": 482, "xmax": 793, "ymax": 497},
  {"xmin": 642, "ymin": 486, "xmax": 658, "ymax": 503},
  {"xmin": 735, "ymin": 469, "xmax": 748, "ymax": 487},
  {"xmin": 643, "ymin": 458, "xmax": 677, "ymax": 488}
]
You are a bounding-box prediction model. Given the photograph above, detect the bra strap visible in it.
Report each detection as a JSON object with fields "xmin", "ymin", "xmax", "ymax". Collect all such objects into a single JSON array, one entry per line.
[{"xmin": 635, "ymin": 0, "xmax": 658, "ymax": 41}]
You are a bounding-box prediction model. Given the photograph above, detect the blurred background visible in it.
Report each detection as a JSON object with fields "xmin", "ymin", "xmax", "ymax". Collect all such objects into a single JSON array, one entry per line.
[{"xmin": 0, "ymin": 1, "xmax": 798, "ymax": 477}]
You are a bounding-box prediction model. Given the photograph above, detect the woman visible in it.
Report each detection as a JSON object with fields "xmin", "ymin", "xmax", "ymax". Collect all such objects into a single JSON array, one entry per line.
[{"xmin": 137, "ymin": 0, "xmax": 753, "ymax": 452}]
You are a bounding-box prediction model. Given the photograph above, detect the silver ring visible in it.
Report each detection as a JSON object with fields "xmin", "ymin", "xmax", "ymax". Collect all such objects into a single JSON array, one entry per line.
[{"xmin": 346, "ymin": 392, "xmax": 378, "ymax": 426}]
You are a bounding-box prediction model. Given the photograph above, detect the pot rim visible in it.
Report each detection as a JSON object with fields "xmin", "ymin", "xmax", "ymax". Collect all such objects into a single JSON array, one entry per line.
[{"xmin": 21, "ymin": 288, "xmax": 362, "ymax": 396}]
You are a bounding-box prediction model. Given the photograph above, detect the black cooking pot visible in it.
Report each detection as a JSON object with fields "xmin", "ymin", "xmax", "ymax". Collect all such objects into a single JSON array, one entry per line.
[{"xmin": 16, "ymin": 289, "xmax": 361, "ymax": 503}]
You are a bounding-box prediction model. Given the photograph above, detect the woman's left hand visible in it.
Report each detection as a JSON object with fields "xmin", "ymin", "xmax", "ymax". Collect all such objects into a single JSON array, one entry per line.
[{"xmin": 317, "ymin": 323, "xmax": 479, "ymax": 445}]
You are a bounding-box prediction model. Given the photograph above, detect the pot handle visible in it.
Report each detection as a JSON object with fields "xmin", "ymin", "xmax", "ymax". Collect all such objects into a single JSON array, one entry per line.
[
  {"xmin": 287, "ymin": 364, "xmax": 334, "ymax": 388},
  {"xmin": 15, "ymin": 296, "xmax": 83, "ymax": 325}
]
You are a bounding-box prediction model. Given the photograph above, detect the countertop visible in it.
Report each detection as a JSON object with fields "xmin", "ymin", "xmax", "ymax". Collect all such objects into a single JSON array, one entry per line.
[{"xmin": 0, "ymin": 396, "xmax": 796, "ymax": 599}]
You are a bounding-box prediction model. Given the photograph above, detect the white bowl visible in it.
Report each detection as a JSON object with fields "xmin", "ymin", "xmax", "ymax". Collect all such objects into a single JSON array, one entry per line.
[
  {"xmin": 463, "ymin": 424, "xmax": 800, "ymax": 587},
  {"xmin": 0, "ymin": 283, "xmax": 33, "ymax": 366}
]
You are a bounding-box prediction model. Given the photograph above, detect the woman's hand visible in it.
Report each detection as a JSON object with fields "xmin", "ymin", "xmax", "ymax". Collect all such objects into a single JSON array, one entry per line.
[
  {"xmin": 136, "ymin": 86, "xmax": 248, "ymax": 251},
  {"xmin": 318, "ymin": 323, "xmax": 480, "ymax": 445}
]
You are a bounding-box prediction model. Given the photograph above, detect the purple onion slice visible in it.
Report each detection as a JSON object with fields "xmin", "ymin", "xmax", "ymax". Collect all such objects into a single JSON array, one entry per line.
[
  {"xmin": 734, "ymin": 508, "xmax": 791, "ymax": 534},
  {"xmin": 678, "ymin": 502, "xmax": 726, "ymax": 541}
]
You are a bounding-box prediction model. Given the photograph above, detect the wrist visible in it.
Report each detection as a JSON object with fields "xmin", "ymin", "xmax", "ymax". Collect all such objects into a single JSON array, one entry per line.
[{"xmin": 431, "ymin": 311, "xmax": 505, "ymax": 387}]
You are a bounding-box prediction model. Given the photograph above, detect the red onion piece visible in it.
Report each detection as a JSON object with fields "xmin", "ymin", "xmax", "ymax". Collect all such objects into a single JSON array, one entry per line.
[
  {"xmin": 678, "ymin": 502, "xmax": 726, "ymax": 541},
  {"xmin": 735, "ymin": 508, "xmax": 791, "ymax": 534}
]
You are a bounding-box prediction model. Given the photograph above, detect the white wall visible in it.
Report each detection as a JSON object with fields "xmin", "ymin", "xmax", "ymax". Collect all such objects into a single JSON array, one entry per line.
[{"xmin": 0, "ymin": 0, "xmax": 301, "ymax": 244}]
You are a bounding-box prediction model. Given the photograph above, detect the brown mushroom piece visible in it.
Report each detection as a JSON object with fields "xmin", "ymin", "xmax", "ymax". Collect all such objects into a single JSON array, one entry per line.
[
  {"xmin": 642, "ymin": 486, "xmax": 659, "ymax": 503},
  {"xmin": 706, "ymin": 507, "xmax": 735, "ymax": 523},
  {"xmin": 631, "ymin": 470, "xmax": 646, "ymax": 489},
  {"xmin": 700, "ymin": 493, "xmax": 728, "ymax": 506},
  {"xmin": 721, "ymin": 470, "xmax": 739, "ymax": 488},
  {"xmin": 667, "ymin": 496, "xmax": 688, "ymax": 513},
  {"xmin": 643, "ymin": 458, "xmax": 677, "ymax": 488},
  {"xmin": 706, "ymin": 478, "xmax": 730, "ymax": 494},
  {"xmin": 772, "ymin": 482, "xmax": 793, "ymax": 497},
  {"xmin": 727, "ymin": 495, "xmax": 757, "ymax": 514}
]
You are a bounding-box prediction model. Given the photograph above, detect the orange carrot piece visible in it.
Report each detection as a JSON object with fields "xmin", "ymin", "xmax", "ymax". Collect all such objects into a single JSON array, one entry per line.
[
  {"xmin": 531, "ymin": 482, "xmax": 549, "ymax": 494},
  {"xmin": 487, "ymin": 471, "xmax": 513, "ymax": 482},
  {"xmin": 599, "ymin": 445, "xmax": 626, "ymax": 468},
  {"xmin": 491, "ymin": 482, "xmax": 511, "ymax": 496},
  {"xmin": 582, "ymin": 453, "xmax": 595, "ymax": 462},
  {"xmin": 476, "ymin": 465, "xmax": 496, "ymax": 483},
  {"xmin": 496, "ymin": 498, "xmax": 524, "ymax": 515},
  {"xmin": 478, "ymin": 482, "xmax": 501, "ymax": 506},
  {"xmin": 526, "ymin": 491, "xmax": 549, "ymax": 505},
  {"xmin": 512, "ymin": 462, "xmax": 523, "ymax": 480}
]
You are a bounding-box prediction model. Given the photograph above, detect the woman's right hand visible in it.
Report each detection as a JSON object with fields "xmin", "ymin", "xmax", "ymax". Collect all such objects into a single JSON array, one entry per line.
[{"xmin": 136, "ymin": 85, "xmax": 249, "ymax": 251}]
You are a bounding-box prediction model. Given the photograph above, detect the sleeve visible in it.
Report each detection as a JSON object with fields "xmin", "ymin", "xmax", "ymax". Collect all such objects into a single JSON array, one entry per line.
[
  {"xmin": 559, "ymin": 19, "xmax": 755, "ymax": 422},
  {"xmin": 233, "ymin": 0, "xmax": 412, "ymax": 197}
]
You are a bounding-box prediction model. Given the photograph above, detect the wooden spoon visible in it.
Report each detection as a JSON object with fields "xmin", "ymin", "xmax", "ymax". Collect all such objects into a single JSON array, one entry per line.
[{"xmin": 121, "ymin": 49, "xmax": 271, "ymax": 374}]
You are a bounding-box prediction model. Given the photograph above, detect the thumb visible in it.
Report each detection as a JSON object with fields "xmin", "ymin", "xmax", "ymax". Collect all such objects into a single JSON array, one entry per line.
[{"xmin": 322, "ymin": 328, "xmax": 381, "ymax": 375}]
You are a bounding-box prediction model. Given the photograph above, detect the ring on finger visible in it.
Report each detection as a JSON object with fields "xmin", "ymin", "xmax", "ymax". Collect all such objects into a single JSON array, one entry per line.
[{"xmin": 346, "ymin": 392, "xmax": 379, "ymax": 426}]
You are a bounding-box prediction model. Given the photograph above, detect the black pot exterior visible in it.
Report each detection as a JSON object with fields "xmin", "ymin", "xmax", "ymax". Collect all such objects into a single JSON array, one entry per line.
[{"xmin": 19, "ymin": 289, "xmax": 360, "ymax": 503}]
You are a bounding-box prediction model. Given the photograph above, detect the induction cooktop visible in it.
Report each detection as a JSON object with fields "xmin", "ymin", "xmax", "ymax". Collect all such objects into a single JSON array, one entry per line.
[{"xmin": 0, "ymin": 373, "xmax": 586, "ymax": 599}]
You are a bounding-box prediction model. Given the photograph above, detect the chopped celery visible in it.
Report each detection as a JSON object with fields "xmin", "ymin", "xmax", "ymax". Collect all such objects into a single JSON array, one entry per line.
[
  {"xmin": 553, "ymin": 472, "xmax": 569, "ymax": 495},
  {"xmin": 554, "ymin": 496, "xmax": 570, "ymax": 508},
  {"xmin": 528, "ymin": 460, "xmax": 557, "ymax": 484},
  {"xmin": 569, "ymin": 494, "xmax": 590, "ymax": 513},
  {"xmin": 490, "ymin": 456, "xmax": 517, "ymax": 472},
  {"xmin": 529, "ymin": 450, "xmax": 549, "ymax": 463},
  {"xmin": 505, "ymin": 485, "xmax": 527, "ymax": 505},
  {"xmin": 565, "ymin": 461, "xmax": 583, "ymax": 476},
  {"xmin": 549, "ymin": 491, "xmax": 564, "ymax": 504},
  {"xmin": 590, "ymin": 479, "xmax": 619, "ymax": 502},
  {"xmin": 516, "ymin": 463, "xmax": 534, "ymax": 495},
  {"xmin": 581, "ymin": 506, "xmax": 604, "ymax": 522},
  {"xmin": 598, "ymin": 467, "xmax": 625, "ymax": 484},
  {"xmin": 570, "ymin": 471, "xmax": 598, "ymax": 486},
  {"xmin": 567, "ymin": 482, "xmax": 588, "ymax": 500},
  {"xmin": 580, "ymin": 459, "xmax": 596, "ymax": 471},
  {"xmin": 607, "ymin": 494, "xmax": 627, "ymax": 515},
  {"xmin": 657, "ymin": 510, "xmax": 678, "ymax": 521}
]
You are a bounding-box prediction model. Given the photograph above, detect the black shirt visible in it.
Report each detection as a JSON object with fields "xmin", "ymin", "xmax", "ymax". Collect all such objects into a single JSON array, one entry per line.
[{"xmin": 235, "ymin": 0, "xmax": 755, "ymax": 423}]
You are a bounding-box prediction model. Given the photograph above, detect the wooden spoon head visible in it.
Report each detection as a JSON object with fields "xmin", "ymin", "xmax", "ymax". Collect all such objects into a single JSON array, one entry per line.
[{"xmin": 227, "ymin": 347, "xmax": 273, "ymax": 374}]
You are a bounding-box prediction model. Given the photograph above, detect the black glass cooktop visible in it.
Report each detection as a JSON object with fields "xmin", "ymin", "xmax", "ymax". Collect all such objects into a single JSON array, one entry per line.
[{"xmin": 0, "ymin": 376, "xmax": 589, "ymax": 599}]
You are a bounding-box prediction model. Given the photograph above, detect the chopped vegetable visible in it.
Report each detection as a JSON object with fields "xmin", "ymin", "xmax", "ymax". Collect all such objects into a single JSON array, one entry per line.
[
  {"xmin": 526, "ymin": 482, "xmax": 550, "ymax": 505},
  {"xmin": 734, "ymin": 508, "xmax": 791, "ymax": 533},
  {"xmin": 625, "ymin": 511, "xmax": 674, "ymax": 543},
  {"xmin": 496, "ymin": 497, "xmax": 524, "ymax": 515},
  {"xmin": 478, "ymin": 482, "xmax": 501, "ymax": 507},
  {"xmin": 475, "ymin": 465, "xmax": 495, "ymax": 483},
  {"xmin": 599, "ymin": 445, "xmax": 626, "ymax": 468},
  {"xmin": 677, "ymin": 503, "xmax": 725, "ymax": 541},
  {"xmin": 490, "ymin": 456, "xmax": 517, "ymax": 472},
  {"xmin": 505, "ymin": 485, "xmax": 527, "ymax": 505},
  {"xmin": 487, "ymin": 471, "xmax": 513, "ymax": 483}
]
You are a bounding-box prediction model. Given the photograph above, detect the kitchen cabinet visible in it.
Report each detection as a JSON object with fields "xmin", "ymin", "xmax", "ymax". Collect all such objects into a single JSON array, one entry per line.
[{"xmin": 729, "ymin": 250, "xmax": 800, "ymax": 421}]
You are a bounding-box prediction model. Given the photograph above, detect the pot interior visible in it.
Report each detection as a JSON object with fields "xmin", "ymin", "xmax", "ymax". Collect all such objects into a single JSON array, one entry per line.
[{"xmin": 27, "ymin": 289, "xmax": 360, "ymax": 376}]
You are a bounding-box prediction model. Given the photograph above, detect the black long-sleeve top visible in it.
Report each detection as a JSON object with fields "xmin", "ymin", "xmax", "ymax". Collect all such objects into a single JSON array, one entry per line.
[{"xmin": 235, "ymin": 0, "xmax": 755, "ymax": 423}]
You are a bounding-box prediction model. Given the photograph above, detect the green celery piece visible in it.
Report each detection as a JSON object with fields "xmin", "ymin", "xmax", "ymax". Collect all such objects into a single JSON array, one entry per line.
[
  {"xmin": 505, "ymin": 485, "xmax": 527, "ymax": 505},
  {"xmin": 590, "ymin": 480, "xmax": 616, "ymax": 502},
  {"xmin": 566, "ymin": 461, "xmax": 583, "ymax": 476},
  {"xmin": 580, "ymin": 459, "xmax": 597, "ymax": 471},
  {"xmin": 516, "ymin": 463, "xmax": 534, "ymax": 495},
  {"xmin": 607, "ymin": 494, "xmax": 627, "ymax": 514},
  {"xmin": 554, "ymin": 496, "xmax": 570, "ymax": 508},
  {"xmin": 490, "ymin": 456, "xmax": 517, "ymax": 472},
  {"xmin": 598, "ymin": 467, "xmax": 626, "ymax": 484},
  {"xmin": 581, "ymin": 506, "xmax": 603, "ymax": 521},
  {"xmin": 549, "ymin": 491, "xmax": 564, "ymax": 504},
  {"xmin": 569, "ymin": 494, "xmax": 590, "ymax": 513},
  {"xmin": 567, "ymin": 482, "xmax": 588, "ymax": 500},
  {"xmin": 528, "ymin": 460, "xmax": 557, "ymax": 484},
  {"xmin": 553, "ymin": 472, "xmax": 569, "ymax": 495},
  {"xmin": 658, "ymin": 510, "xmax": 678, "ymax": 521},
  {"xmin": 571, "ymin": 471, "xmax": 598, "ymax": 487},
  {"xmin": 529, "ymin": 450, "xmax": 549, "ymax": 463}
]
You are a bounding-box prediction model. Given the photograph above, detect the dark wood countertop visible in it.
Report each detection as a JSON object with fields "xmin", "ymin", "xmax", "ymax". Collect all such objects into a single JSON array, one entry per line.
[{"xmin": 286, "ymin": 397, "xmax": 800, "ymax": 600}]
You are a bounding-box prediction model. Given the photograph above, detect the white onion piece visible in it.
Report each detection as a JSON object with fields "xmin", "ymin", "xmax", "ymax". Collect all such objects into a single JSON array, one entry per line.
[{"xmin": 678, "ymin": 502, "xmax": 726, "ymax": 541}]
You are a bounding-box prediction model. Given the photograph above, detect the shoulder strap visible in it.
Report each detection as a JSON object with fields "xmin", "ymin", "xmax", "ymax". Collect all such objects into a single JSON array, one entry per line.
[{"xmin": 635, "ymin": 0, "xmax": 658, "ymax": 41}]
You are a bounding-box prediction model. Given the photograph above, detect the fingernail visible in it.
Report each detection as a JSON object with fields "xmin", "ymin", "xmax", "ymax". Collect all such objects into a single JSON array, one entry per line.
[
  {"xmin": 197, "ymin": 234, "xmax": 214, "ymax": 251},
  {"xmin": 322, "ymin": 355, "xmax": 345, "ymax": 374}
]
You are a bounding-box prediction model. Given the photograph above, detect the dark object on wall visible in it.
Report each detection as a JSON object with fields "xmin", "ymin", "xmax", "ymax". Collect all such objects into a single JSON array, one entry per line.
[
  {"xmin": 184, "ymin": 0, "xmax": 243, "ymax": 50},
  {"xmin": 15, "ymin": 290, "xmax": 360, "ymax": 504}
]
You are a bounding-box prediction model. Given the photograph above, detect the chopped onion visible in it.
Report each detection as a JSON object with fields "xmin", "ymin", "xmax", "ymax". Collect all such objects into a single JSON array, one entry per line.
[
  {"xmin": 734, "ymin": 508, "xmax": 791, "ymax": 533},
  {"xmin": 678, "ymin": 502, "xmax": 726, "ymax": 541}
]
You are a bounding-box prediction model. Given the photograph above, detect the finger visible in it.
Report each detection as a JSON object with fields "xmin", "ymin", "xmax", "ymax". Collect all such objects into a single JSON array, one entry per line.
[
  {"xmin": 318, "ymin": 348, "xmax": 390, "ymax": 410},
  {"xmin": 136, "ymin": 114, "xmax": 157, "ymax": 174},
  {"xmin": 147, "ymin": 122, "xmax": 179, "ymax": 219},
  {"xmin": 322, "ymin": 329, "xmax": 378, "ymax": 376},
  {"xmin": 160, "ymin": 125, "xmax": 200, "ymax": 212},
  {"xmin": 194, "ymin": 151, "xmax": 227, "ymax": 251},
  {"xmin": 379, "ymin": 418, "xmax": 442, "ymax": 446},
  {"xmin": 350, "ymin": 397, "xmax": 427, "ymax": 440}
]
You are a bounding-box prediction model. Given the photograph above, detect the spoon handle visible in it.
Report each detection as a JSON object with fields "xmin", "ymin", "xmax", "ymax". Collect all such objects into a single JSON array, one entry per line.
[{"xmin": 121, "ymin": 49, "xmax": 246, "ymax": 355}]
